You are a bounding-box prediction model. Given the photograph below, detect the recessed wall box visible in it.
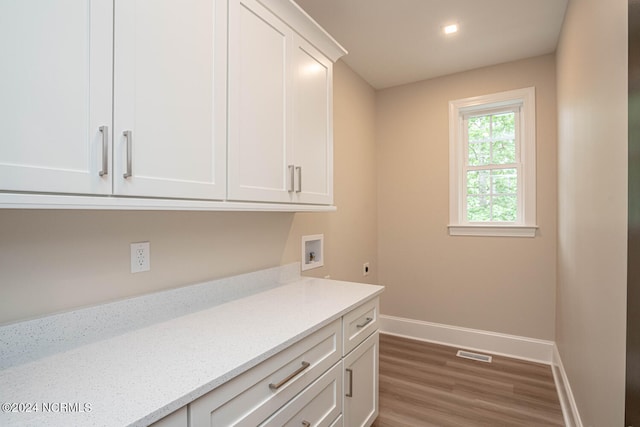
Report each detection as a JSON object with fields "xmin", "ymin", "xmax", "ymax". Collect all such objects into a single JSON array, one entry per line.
[{"xmin": 301, "ymin": 234, "xmax": 324, "ymax": 271}]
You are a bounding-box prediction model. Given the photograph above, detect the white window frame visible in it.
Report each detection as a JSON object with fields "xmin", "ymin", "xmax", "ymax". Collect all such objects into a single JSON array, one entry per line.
[{"xmin": 448, "ymin": 87, "xmax": 537, "ymax": 237}]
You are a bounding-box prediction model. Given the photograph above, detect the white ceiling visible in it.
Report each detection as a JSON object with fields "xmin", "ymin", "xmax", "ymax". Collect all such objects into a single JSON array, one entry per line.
[{"xmin": 295, "ymin": 0, "xmax": 568, "ymax": 89}]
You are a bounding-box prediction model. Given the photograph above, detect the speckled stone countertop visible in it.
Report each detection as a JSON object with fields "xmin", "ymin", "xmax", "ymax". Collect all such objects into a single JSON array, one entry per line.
[{"xmin": 0, "ymin": 264, "xmax": 383, "ymax": 427}]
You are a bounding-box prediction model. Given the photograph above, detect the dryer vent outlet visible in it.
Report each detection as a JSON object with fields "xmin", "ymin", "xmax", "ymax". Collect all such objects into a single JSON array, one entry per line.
[{"xmin": 456, "ymin": 350, "xmax": 492, "ymax": 363}]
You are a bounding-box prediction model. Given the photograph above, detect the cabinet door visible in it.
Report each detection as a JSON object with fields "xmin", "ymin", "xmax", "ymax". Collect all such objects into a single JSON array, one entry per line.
[
  {"xmin": 227, "ymin": 0, "xmax": 294, "ymax": 203},
  {"xmin": 292, "ymin": 36, "xmax": 333, "ymax": 205},
  {"xmin": 344, "ymin": 331, "xmax": 379, "ymax": 427},
  {"xmin": 0, "ymin": 0, "xmax": 113, "ymax": 195},
  {"xmin": 113, "ymin": 0, "xmax": 226, "ymax": 200}
]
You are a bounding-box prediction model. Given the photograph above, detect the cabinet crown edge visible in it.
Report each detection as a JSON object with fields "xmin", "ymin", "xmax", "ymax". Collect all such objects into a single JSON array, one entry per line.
[{"xmin": 258, "ymin": 0, "xmax": 348, "ymax": 62}]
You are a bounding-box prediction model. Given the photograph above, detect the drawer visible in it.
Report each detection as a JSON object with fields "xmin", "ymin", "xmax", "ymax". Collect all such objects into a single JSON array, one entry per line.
[
  {"xmin": 260, "ymin": 362, "xmax": 342, "ymax": 427},
  {"xmin": 343, "ymin": 297, "xmax": 379, "ymax": 355},
  {"xmin": 190, "ymin": 319, "xmax": 342, "ymax": 427}
]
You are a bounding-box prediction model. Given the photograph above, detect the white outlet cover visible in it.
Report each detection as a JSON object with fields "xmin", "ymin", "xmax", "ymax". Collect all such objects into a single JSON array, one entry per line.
[{"xmin": 131, "ymin": 242, "xmax": 150, "ymax": 273}]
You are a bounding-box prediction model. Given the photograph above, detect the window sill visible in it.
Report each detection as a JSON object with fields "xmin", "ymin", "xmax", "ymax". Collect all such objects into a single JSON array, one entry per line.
[{"xmin": 448, "ymin": 224, "xmax": 538, "ymax": 237}]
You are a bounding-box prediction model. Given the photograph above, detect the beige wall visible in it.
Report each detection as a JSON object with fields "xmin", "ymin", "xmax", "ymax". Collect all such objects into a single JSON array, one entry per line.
[
  {"xmin": 282, "ymin": 60, "xmax": 378, "ymax": 284},
  {"xmin": 376, "ymin": 55, "xmax": 558, "ymax": 340},
  {"xmin": 0, "ymin": 60, "xmax": 377, "ymax": 325},
  {"xmin": 555, "ymin": 0, "xmax": 628, "ymax": 424}
]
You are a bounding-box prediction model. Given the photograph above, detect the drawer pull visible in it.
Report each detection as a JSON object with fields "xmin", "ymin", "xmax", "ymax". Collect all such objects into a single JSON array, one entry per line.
[
  {"xmin": 346, "ymin": 368, "xmax": 353, "ymax": 397},
  {"xmin": 356, "ymin": 317, "xmax": 374, "ymax": 329},
  {"xmin": 302, "ymin": 422, "xmax": 311, "ymax": 427},
  {"xmin": 269, "ymin": 361, "xmax": 310, "ymax": 390}
]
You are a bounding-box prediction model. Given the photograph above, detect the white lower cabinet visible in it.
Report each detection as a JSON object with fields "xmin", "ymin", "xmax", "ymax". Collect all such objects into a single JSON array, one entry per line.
[
  {"xmin": 343, "ymin": 332, "xmax": 379, "ymax": 427},
  {"xmin": 150, "ymin": 407, "xmax": 188, "ymax": 427},
  {"xmin": 343, "ymin": 298, "xmax": 379, "ymax": 355},
  {"xmin": 260, "ymin": 362, "xmax": 342, "ymax": 427},
  {"xmin": 329, "ymin": 414, "xmax": 343, "ymax": 427},
  {"xmin": 187, "ymin": 298, "xmax": 379, "ymax": 427},
  {"xmin": 189, "ymin": 319, "xmax": 342, "ymax": 426}
]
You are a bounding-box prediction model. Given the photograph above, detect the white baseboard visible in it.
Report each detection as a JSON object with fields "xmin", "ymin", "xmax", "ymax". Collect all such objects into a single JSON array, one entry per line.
[
  {"xmin": 379, "ymin": 314, "xmax": 554, "ymax": 364},
  {"xmin": 379, "ymin": 314, "xmax": 583, "ymax": 425},
  {"xmin": 552, "ymin": 344, "xmax": 583, "ymax": 427}
]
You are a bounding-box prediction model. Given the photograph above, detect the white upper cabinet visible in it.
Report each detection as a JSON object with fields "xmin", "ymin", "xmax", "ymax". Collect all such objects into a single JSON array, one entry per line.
[
  {"xmin": 292, "ymin": 35, "xmax": 333, "ymax": 204},
  {"xmin": 0, "ymin": 0, "xmax": 113, "ymax": 195},
  {"xmin": 0, "ymin": 0, "xmax": 225, "ymax": 201},
  {"xmin": 0, "ymin": 0, "xmax": 345, "ymax": 210},
  {"xmin": 227, "ymin": 0, "xmax": 293, "ymax": 203},
  {"xmin": 113, "ymin": 0, "xmax": 226, "ymax": 200},
  {"xmin": 227, "ymin": 0, "xmax": 344, "ymax": 205}
]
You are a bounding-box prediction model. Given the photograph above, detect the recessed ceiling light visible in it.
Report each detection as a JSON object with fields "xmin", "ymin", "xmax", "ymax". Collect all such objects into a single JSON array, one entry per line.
[{"xmin": 444, "ymin": 24, "xmax": 458, "ymax": 35}]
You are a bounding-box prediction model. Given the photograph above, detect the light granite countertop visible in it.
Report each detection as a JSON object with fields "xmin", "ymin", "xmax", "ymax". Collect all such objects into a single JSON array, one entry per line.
[{"xmin": 0, "ymin": 264, "xmax": 383, "ymax": 427}]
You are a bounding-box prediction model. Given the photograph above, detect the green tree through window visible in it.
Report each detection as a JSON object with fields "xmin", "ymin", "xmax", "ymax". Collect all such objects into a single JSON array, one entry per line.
[
  {"xmin": 449, "ymin": 87, "xmax": 536, "ymax": 237},
  {"xmin": 465, "ymin": 111, "xmax": 517, "ymax": 222}
]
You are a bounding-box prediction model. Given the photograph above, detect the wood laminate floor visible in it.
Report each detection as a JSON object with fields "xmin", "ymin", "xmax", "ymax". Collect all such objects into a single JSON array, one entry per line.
[{"xmin": 372, "ymin": 333, "xmax": 564, "ymax": 427}]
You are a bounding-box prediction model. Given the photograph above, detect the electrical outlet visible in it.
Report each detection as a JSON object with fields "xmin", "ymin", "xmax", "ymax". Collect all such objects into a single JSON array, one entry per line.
[
  {"xmin": 131, "ymin": 242, "xmax": 150, "ymax": 273},
  {"xmin": 363, "ymin": 262, "xmax": 370, "ymax": 277}
]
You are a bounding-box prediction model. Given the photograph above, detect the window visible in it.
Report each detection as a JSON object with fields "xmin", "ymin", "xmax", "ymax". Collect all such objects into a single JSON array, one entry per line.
[{"xmin": 448, "ymin": 87, "xmax": 537, "ymax": 237}]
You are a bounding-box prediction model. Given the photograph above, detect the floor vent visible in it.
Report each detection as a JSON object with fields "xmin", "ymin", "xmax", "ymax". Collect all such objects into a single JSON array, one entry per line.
[{"xmin": 456, "ymin": 350, "xmax": 492, "ymax": 363}]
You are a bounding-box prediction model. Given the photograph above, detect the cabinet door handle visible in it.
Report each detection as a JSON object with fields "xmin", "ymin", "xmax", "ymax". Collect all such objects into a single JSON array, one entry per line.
[
  {"xmin": 302, "ymin": 422, "xmax": 311, "ymax": 427},
  {"xmin": 288, "ymin": 164, "xmax": 295, "ymax": 192},
  {"xmin": 296, "ymin": 166, "xmax": 302, "ymax": 193},
  {"xmin": 346, "ymin": 368, "xmax": 353, "ymax": 397},
  {"xmin": 269, "ymin": 361, "xmax": 310, "ymax": 390},
  {"xmin": 356, "ymin": 317, "xmax": 374, "ymax": 329},
  {"xmin": 123, "ymin": 130, "xmax": 132, "ymax": 179},
  {"xmin": 98, "ymin": 126, "xmax": 109, "ymax": 177}
]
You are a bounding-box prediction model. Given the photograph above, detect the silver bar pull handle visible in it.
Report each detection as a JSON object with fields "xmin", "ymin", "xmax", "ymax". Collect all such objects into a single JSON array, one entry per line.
[
  {"xmin": 296, "ymin": 166, "xmax": 302, "ymax": 193},
  {"xmin": 288, "ymin": 164, "xmax": 295, "ymax": 192},
  {"xmin": 302, "ymin": 422, "xmax": 311, "ymax": 427},
  {"xmin": 123, "ymin": 130, "xmax": 132, "ymax": 179},
  {"xmin": 346, "ymin": 368, "xmax": 353, "ymax": 397},
  {"xmin": 356, "ymin": 317, "xmax": 374, "ymax": 329},
  {"xmin": 98, "ymin": 126, "xmax": 109, "ymax": 177},
  {"xmin": 269, "ymin": 361, "xmax": 310, "ymax": 390}
]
